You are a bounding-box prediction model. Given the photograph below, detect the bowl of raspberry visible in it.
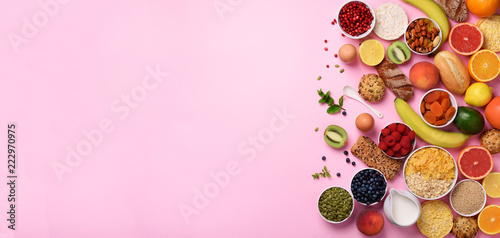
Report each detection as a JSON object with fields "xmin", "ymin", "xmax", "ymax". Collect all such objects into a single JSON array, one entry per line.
[
  {"xmin": 378, "ymin": 122, "xmax": 416, "ymax": 159},
  {"xmin": 337, "ymin": 0, "xmax": 376, "ymax": 39}
]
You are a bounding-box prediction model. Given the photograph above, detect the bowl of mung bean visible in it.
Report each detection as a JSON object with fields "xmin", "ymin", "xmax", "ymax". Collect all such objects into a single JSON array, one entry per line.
[
  {"xmin": 403, "ymin": 146, "xmax": 458, "ymax": 200},
  {"xmin": 318, "ymin": 186, "xmax": 355, "ymax": 223},
  {"xmin": 450, "ymin": 179, "xmax": 486, "ymax": 217}
]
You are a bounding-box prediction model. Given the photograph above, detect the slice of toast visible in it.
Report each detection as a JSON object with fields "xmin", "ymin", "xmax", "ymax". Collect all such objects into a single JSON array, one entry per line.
[{"xmin": 351, "ymin": 136, "xmax": 403, "ymax": 181}]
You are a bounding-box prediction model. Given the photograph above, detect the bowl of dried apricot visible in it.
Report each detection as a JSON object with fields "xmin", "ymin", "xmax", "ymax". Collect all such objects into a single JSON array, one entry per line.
[{"xmin": 419, "ymin": 89, "xmax": 457, "ymax": 128}]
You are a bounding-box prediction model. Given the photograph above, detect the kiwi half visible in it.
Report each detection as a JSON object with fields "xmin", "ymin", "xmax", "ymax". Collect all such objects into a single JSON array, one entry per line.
[
  {"xmin": 387, "ymin": 41, "xmax": 411, "ymax": 64},
  {"xmin": 324, "ymin": 125, "xmax": 348, "ymax": 148}
]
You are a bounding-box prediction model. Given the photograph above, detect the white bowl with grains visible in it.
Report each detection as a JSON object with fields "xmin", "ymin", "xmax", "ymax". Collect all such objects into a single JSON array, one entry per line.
[
  {"xmin": 450, "ymin": 179, "xmax": 487, "ymax": 217},
  {"xmin": 403, "ymin": 146, "xmax": 458, "ymax": 200}
]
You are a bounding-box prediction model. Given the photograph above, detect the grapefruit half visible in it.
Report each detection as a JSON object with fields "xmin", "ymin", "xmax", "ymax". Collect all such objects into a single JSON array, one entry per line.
[
  {"xmin": 449, "ymin": 23, "xmax": 484, "ymax": 56},
  {"xmin": 458, "ymin": 146, "xmax": 493, "ymax": 180}
]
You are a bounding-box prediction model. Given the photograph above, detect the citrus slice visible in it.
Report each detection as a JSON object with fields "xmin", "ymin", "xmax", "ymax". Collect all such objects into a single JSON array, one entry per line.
[
  {"xmin": 359, "ymin": 39, "xmax": 385, "ymax": 66},
  {"xmin": 483, "ymin": 172, "xmax": 500, "ymax": 198},
  {"xmin": 458, "ymin": 146, "xmax": 493, "ymax": 180},
  {"xmin": 468, "ymin": 49, "xmax": 500, "ymax": 82},
  {"xmin": 478, "ymin": 205, "xmax": 500, "ymax": 235},
  {"xmin": 449, "ymin": 23, "xmax": 484, "ymax": 56}
]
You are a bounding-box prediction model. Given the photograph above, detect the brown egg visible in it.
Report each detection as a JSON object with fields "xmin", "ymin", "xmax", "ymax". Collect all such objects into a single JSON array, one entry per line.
[
  {"xmin": 356, "ymin": 113, "xmax": 375, "ymax": 132},
  {"xmin": 338, "ymin": 44, "xmax": 357, "ymax": 63}
]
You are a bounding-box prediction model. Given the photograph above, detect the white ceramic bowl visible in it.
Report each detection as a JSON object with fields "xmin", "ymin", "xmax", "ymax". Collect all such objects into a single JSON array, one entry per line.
[
  {"xmin": 419, "ymin": 89, "xmax": 458, "ymax": 128},
  {"xmin": 403, "ymin": 146, "xmax": 458, "ymax": 200},
  {"xmin": 404, "ymin": 17, "xmax": 443, "ymax": 55},
  {"xmin": 337, "ymin": 0, "xmax": 376, "ymax": 39},
  {"xmin": 318, "ymin": 186, "xmax": 355, "ymax": 223},
  {"xmin": 450, "ymin": 179, "xmax": 487, "ymax": 217},
  {"xmin": 378, "ymin": 122, "xmax": 417, "ymax": 159},
  {"xmin": 350, "ymin": 168, "xmax": 388, "ymax": 206}
]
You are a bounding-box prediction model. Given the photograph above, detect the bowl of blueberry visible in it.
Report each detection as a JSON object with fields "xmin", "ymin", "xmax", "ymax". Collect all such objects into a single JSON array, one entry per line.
[
  {"xmin": 350, "ymin": 168, "xmax": 387, "ymax": 206},
  {"xmin": 378, "ymin": 122, "xmax": 417, "ymax": 159}
]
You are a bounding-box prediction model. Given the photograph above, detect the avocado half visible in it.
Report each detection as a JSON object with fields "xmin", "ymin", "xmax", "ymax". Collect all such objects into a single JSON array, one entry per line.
[{"xmin": 324, "ymin": 125, "xmax": 348, "ymax": 148}]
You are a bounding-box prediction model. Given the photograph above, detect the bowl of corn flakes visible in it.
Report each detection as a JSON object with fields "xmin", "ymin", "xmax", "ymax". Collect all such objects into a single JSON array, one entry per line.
[{"xmin": 403, "ymin": 146, "xmax": 457, "ymax": 200}]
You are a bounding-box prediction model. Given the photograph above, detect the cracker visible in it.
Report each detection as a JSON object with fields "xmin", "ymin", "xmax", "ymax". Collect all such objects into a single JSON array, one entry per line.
[
  {"xmin": 350, "ymin": 136, "xmax": 403, "ymax": 180},
  {"xmin": 477, "ymin": 15, "xmax": 500, "ymax": 52},
  {"xmin": 374, "ymin": 3, "xmax": 408, "ymax": 40},
  {"xmin": 417, "ymin": 200, "xmax": 453, "ymax": 238}
]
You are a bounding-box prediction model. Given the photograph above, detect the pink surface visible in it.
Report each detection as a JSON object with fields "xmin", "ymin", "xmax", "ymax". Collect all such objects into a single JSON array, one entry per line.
[{"xmin": 0, "ymin": 0, "xmax": 500, "ymax": 237}]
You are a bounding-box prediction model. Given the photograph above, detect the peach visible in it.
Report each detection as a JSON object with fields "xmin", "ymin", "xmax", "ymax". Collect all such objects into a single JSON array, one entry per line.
[
  {"xmin": 356, "ymin": 208, "xmax": 384, "ymax": 236},
  {"xmin": 409, "ymin": 61, "xmax": 440, "ymax": 90}
]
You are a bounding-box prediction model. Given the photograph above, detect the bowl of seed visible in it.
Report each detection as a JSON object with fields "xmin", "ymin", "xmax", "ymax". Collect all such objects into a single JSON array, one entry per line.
[
  {"xmin": 450, "ymin": 179, "xmax": 487, "ymax": 217},
  {"xmin": 318, "ymin": 186, "xmax": 355, "ymax": 223},
  {"xmin": 404, "ymin": 17, "xmax": 442, "ymax": 55},
  {"xmin": 404, "ymin": 146, "xmax": 457, "ymax": 200}
]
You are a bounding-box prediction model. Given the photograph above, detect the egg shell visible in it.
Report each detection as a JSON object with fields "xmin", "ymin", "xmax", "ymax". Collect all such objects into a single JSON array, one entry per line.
[
  {"xmin": 339, "ymin": 44, "xmax": 357, "ymax": 63},
  {"xmin": 356, "ymin": 113, "xmax": 374, "ymax": 132}
]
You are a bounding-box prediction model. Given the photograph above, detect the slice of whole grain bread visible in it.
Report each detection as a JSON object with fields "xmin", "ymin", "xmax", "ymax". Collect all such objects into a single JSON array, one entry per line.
[{"xmin": 350, "ymin": 136, "xmax": 403, "ymax": 181}]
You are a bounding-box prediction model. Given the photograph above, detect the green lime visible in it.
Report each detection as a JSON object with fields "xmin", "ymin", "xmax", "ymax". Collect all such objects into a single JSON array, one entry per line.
[
  {"xmin": 465, "ymin": 83, "xmax": 493, "ymax": 107},
  {"xmin": 453, "ymin": 106, "xmax": 485, "ymax": 135}
]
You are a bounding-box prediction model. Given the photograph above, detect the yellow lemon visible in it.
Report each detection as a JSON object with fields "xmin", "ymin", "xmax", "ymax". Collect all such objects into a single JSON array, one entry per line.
[
  {"xmin": 359, "ymin": 39, "xmax": 385, "ymax": 66},
  {"xmin": 465, "ymin": 82, "xmax": 493, "ymax": 107},
  {"xmin": 483, "ymin": 172, "xmax": 500, "ymax": 198}
]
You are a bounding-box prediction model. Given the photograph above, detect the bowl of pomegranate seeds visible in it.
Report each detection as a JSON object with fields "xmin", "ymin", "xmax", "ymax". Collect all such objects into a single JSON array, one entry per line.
[
  {"xmin": 337, "ymin": 0, "xmax": 376, "ymax": 39},
  {"xmin": 378, "ymin": 122, "xmax": 416, "ymax": 159}
]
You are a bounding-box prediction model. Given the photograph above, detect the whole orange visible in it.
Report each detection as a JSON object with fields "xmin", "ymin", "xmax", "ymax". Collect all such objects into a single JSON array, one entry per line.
[
  {"xmin": 466, "ymin": 0, "xmax": 500, "ymax": 17},
  {"xmin": 486, "ymin": 97, "xmax": 500, "ymax": 129}
]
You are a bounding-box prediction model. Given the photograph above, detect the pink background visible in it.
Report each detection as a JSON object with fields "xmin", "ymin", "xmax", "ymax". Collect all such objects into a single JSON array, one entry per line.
[{"xmin": 1, "ymin": 0, "xmax": 499, "ymax": 237}]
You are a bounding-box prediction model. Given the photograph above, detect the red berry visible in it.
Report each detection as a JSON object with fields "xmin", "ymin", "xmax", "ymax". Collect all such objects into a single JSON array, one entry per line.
[
  {"xmin": 391, "ymin": 131, "xmax": 401, "ymax": 142},
  {"xmin": 408, "ymin": 131, "xmax": 416, "ymax": 140},
  {"xmin": 379, "ymin": 141, "xmax": 388, "ymax": 151},
  {"xmin": 387, "ymin": 123, "xmax": 397, "ymax": 132},
  {"xmin": 331, "ymin": 21, "xmax": 335, "ymax": 25},
  {"xmin": 400, "ymin": 136, "xmax": 411, "ymax": 149},
  {"xmin": 326, "ymin": 65, "xmax": 330, "ymax": 68},
  {"xmin": 400, "ymin": 147, "xmax": 410, "ymax": 156},
  {"xmin": 381, "ymin": 128, "xmax": 391, "ymax": 136},
  {"xmin": 384, "ymin": 135, "xmax": 396, "ymax": 146},
  {"xmin": 404, "ymin": 126, "xmax": 411, "ymax": 135},
  {"xmin": 341, "ymin": 33, "xmax": 345, "ymax": 37},
  {"xmin": 392, "ymin": 143, "xmax": 401, "ymax": 152},
  {"xmin": 397, "ymin": 124, "xmax": 406, "ymax": 133},
  {"xmin": 334, "ymin": 19, "xmax": 337, "ymax": 24},
  {"xmin": 324, "ymin": 47, "xmax": 328, "ymax": 51},
  {"xmin": 324, "ymin": 39, "xmax": 328, "ymax": 43},
  {"xmin": 334, "ymin": 54, "xmax": 338, "ymax": 58},
  {"xmin": 386, "ymin": 149, "xmax": 395, "ymax": 156}
]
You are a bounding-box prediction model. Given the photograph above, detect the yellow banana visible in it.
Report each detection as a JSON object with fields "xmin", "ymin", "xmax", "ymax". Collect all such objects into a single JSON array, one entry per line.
[
  {"xmin": 401, "ymin": 0, "xmax": 450, "ymax": 43},
  {"xmin": 395, "ymin": 98, "xmax": 470, "ymax": 148}
]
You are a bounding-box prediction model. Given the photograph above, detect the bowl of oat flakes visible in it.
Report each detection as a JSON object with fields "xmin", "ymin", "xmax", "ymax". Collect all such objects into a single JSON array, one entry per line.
[{"xmin": 403, "ymin": 146, "xmax": 457, "ymax": 200}]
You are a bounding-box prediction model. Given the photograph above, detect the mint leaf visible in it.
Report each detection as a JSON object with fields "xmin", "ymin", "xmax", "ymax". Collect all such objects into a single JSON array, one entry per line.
[
  {"xmin": 326, "ymin": 97, "xmax": 334, "ymax": 106},
  {"xmin": 318, "ymin": 98, "xmax": 326, "ymax": 103},
  {"xmin": 327, "ymin": 105, "xmax": 341, "ymax": 114},
  {"xmin": 339, "ymin": 95, "xmax": 344, "ymax": 107},
  {"xmin": 317, "ymin": 89, "xmax": 325, "ymax": 97}
]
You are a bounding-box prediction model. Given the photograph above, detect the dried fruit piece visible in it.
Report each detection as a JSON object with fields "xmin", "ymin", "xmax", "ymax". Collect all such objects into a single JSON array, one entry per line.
[
  {"xmin": 445, "ymin": 107, "xmax": 456, "ymax": 121},
  {"xmin": 435, "ymin": 119, "xmax": 448, "ymax": 126},
  {"xmin": 424, "ymin": 111, "xmax": 437, "ymax": 124},
  {"xmin": 441, "ymin": 97, "xmax": 451, "ymax": 112},
  {"xmin": 430, "ymin": 101, "xmax": 444, "ymax": 117},
  {"xmin": 425, "ymin": 90, "xmax": 441, "ymax": 103}
]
